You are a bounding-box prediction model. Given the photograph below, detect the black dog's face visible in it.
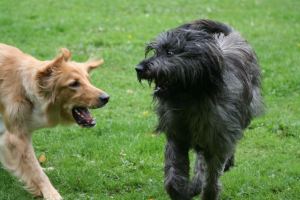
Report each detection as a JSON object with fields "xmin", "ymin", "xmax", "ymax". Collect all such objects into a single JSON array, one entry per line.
[{"xmin": 136, "ymin": 29, "xmax": 224, "ymax": 99}]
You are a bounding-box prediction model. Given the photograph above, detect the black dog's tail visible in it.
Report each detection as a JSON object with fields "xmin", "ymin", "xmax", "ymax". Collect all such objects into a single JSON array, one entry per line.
[{"xmin": 178, "ymin": 19, "xmax": 233, "ymax": 36}]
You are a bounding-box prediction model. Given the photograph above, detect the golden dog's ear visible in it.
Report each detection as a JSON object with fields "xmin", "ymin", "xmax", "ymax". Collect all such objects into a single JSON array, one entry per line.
[
  {"xmin": 41, "ymin": 54, "xmax": 65, "ymax": 77},
  {"xmin": 85, "ymin": 59, "xmax": 104, "ymax": 73},
  {"xmin": 36, "ymin": 54, "xmax": 65, "ymax": 101},
  {"xmin": 60, "ymin": 48, "xmax": 72, "ymax": 61}
]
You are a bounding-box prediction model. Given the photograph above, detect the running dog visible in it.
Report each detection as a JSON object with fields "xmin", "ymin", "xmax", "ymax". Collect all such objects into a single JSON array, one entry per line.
[
  {"xmin": 136, "ymin": 19, "xmax": 263, "ymax": 200},
  {"xmin": 0, "ymin": 44, "xmax": 109, "ymax": 200}
]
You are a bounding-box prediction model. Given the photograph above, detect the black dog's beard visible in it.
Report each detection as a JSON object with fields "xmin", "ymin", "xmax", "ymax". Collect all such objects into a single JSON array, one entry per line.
[
  {"xmin": 152, "ymin": 78, "xmax": 170, "ymax": 96},
  {"xmin": 138, "ymin": 78, "xmax": 169, "ymax": 97},
  {"xmin": 136, "ymin": 67, "xmax": 171, "ymax": 96}
]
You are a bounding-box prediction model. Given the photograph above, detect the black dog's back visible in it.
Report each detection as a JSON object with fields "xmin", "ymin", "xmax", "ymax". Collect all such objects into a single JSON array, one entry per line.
[{"xmin": 178, "ymin": 19, "xmax": 232, "ymax": 36}]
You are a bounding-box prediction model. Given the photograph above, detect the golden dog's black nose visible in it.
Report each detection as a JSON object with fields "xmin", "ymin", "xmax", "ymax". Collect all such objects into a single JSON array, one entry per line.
[{"xmin": 99, "ymin": 94, "xmax": 110, "ymax": 105}]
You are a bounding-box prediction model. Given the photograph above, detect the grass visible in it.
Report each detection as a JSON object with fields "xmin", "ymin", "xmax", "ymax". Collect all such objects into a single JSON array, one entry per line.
[{"xmin": 0, "ymin": 0, "xmax": 299, "ymax": 199}]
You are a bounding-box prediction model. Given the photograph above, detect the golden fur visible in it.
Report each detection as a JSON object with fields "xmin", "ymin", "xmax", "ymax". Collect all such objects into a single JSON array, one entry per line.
[{"xmin": 0, "ymin": 43, "xmax": 108, "ymax": 200}]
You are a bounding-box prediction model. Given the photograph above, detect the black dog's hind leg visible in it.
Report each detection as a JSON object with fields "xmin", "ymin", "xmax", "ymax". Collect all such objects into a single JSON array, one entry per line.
[
  {"xmin": 164, "ymin": 139, "xmax": 191, "ymax": 200},
  {"xmin": 189, "ymin": 153, "xmax": 205, "ymax": 197},
  {"xmin": 189, "ymin": 152, "xmax": 234, "ymax": 198},
  {"xmin": 201, "ymin": 153, "xmax": 227, "ymax": 200}
]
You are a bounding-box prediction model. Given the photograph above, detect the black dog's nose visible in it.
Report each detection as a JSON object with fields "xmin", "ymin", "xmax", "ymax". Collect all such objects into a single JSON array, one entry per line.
[
  {"xmin": 99, "ymin": 94, "xmax": 110, "ymax": 105},
  {"xmin": 135, "ymin": 65, "xmax": 144, "ymax": 73}
]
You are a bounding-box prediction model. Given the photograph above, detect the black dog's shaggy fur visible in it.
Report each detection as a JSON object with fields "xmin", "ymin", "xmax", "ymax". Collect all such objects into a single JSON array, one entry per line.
[{"xmin": 136, "ymin": 19, "xmax": 263, "ymax": 200}]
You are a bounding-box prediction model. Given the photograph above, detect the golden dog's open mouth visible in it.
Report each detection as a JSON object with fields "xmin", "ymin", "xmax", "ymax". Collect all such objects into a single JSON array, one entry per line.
[{"xmin": 72, "ymin": 107, "xmax": 96, "ymax": 128}]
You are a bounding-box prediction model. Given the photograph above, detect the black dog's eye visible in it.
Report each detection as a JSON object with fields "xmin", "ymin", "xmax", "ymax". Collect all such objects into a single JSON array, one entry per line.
[
  {"xmin": 167, "ymin": 51, "xmax": 174, "ymax": 56},
  {"xmin": 69, "ymin": 80, "xmax": 80, "ymax": 88}
]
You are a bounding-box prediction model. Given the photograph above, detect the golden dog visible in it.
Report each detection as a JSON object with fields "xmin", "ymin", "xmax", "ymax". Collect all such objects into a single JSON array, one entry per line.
[{"xmin": 0, "ymin": 43, "xmax": 109, "ymax": 200}]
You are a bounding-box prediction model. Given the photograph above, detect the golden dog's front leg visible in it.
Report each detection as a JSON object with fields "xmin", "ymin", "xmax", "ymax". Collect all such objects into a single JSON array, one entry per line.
[{"xmin": 0, "ymin": 131, "xmax": 62, "ymax": 200}]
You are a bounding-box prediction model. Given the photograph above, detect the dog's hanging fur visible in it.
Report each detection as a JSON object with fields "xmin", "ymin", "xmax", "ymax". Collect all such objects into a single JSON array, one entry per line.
[
  {"xmin": 0, "ymin": 44, "xmax": 109, "ymax": 200},
  {"xmin": 136, "ymin": 19, "xmax": 263, "ymax": 200}
]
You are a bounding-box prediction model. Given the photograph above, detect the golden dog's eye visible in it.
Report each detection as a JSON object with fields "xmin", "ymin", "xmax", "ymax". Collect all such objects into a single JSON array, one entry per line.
[{"xmin": 69, "ymin": 80, "xmax": 80, "ymax": 88}]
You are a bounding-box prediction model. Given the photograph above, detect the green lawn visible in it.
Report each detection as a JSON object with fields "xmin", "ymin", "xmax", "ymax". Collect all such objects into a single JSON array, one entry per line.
[{"xmin": 0, "ymin": 0, "xmax": 299, "ymax": 199}]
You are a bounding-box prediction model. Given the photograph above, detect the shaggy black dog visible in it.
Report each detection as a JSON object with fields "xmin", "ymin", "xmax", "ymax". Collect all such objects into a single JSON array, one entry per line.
[{"xmin": 135, "ymin": 19, "xmax": 263, "ymax": 200}]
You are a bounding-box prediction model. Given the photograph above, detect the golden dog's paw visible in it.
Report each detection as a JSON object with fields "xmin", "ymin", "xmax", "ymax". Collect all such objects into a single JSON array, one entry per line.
[
  {"xmin": 25, "ymin": 183, "xmax": 42, "ymax": 198},
  {"xmin": 43, "ymin": 189, "xmax": 63, "ymax": 200}
]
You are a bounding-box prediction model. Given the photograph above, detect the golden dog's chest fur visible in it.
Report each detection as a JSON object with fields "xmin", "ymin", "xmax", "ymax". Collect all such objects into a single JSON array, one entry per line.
[{"xmin": 0, "ymin": 43, "xmax": 108, "ymax": 200}]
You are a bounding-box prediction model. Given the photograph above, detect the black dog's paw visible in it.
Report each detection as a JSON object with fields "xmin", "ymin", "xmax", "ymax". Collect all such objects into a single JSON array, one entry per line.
[{"xmin": 189, "ymin": 182, "xmax": 202, "ymax": 198}]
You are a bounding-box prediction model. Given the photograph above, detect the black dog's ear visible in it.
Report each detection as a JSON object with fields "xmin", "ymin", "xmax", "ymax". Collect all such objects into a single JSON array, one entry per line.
[{"xmin": 178, "ymin": 19, "xmax": 232, "ymax": 36}]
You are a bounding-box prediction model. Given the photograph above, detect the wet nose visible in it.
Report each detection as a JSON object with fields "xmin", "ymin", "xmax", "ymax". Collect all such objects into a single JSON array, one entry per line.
[
  {"xmin": 135, "ymin": 64, "xmax": 144, "ymax": 73},
  {"xmin": 99, "ymin": 93, "xmax": 110, "ymax": 105}
]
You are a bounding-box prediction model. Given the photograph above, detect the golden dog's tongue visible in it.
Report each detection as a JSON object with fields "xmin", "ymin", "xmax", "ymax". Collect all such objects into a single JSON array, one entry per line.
[{"xmin": 72, "ymin": 107, "xmax": 96, "ymax": 128}]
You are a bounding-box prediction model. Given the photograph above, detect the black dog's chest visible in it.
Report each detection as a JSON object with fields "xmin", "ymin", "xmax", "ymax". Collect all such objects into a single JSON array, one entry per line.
[{"xmin": 159, "ymin": 104, "xmax": 212, "ymax": 148}]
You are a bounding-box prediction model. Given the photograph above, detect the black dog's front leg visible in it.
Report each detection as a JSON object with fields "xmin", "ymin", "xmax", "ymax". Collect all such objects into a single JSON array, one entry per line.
[{"xmin": 164, "ymin": 139, "xmax": 191, "ymax": 200}]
